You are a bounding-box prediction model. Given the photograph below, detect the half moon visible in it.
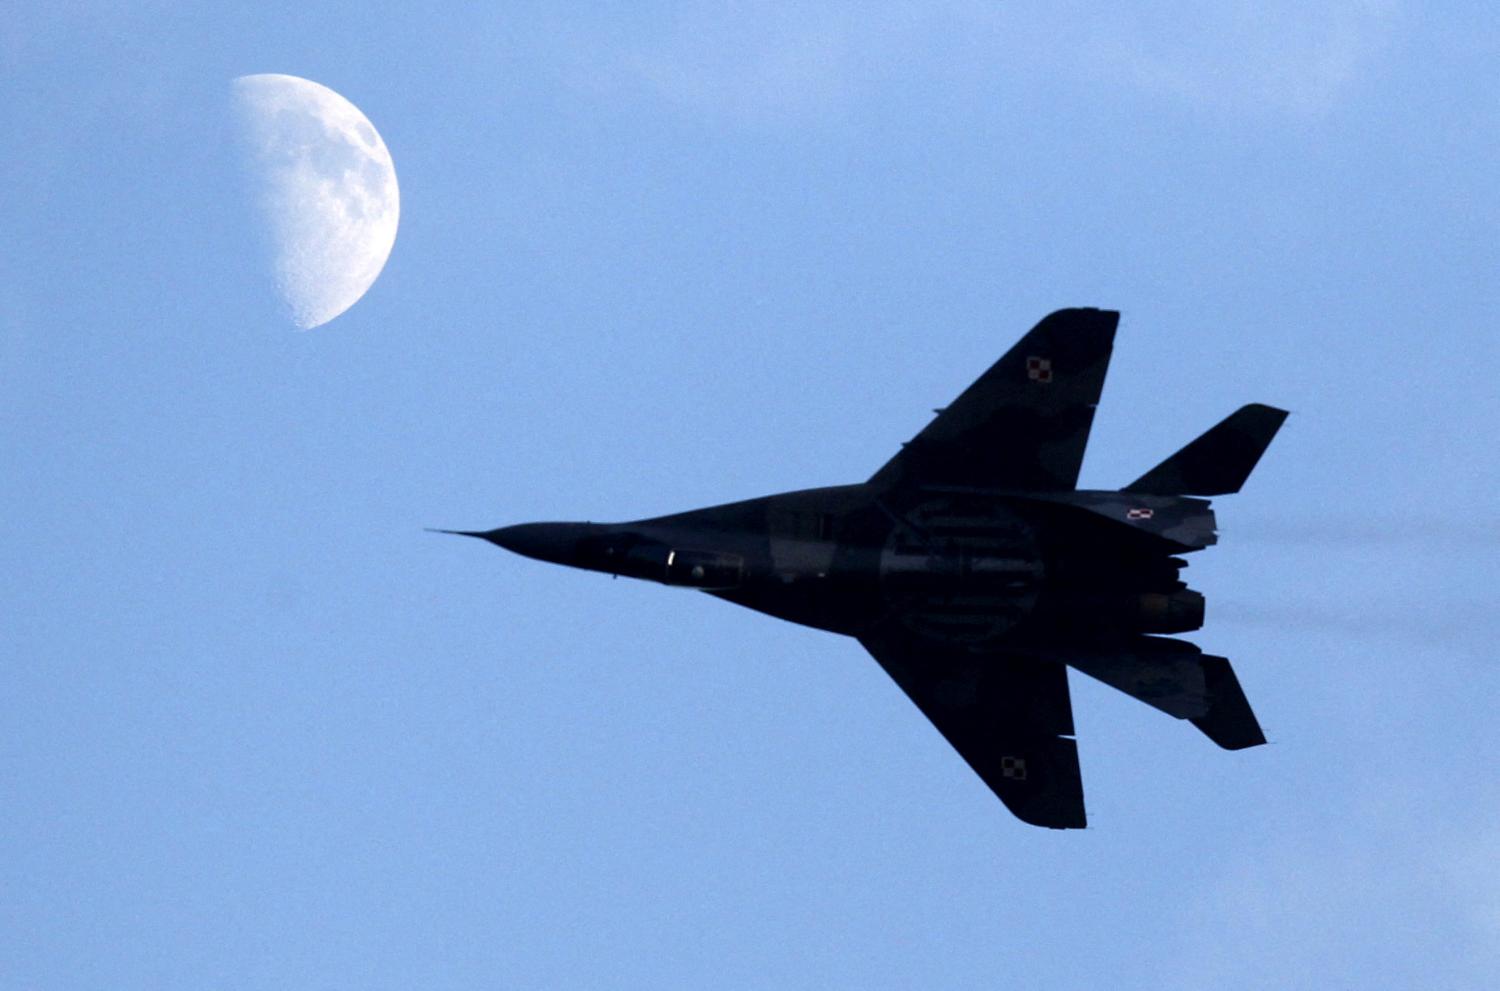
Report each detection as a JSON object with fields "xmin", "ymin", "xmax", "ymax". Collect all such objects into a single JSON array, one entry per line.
[{"xmin": 232, "ymin": 74, "xmax": 400, "ymax": 329}]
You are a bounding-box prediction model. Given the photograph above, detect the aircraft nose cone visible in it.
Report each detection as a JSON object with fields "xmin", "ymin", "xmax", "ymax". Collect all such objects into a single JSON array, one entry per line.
[{"xmin": 481, "ymin": 522, "xmax": 592, "ymax": 564}]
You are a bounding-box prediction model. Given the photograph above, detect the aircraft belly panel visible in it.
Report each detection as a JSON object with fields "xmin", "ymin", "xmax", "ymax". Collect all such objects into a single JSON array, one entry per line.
[{"xmin": 879, "ymin": 496, "xmax": 1043, "ymax": 646}]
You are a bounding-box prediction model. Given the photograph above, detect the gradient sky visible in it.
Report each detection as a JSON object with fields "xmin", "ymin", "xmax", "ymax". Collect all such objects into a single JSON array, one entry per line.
[{"xmin": 5, "ymin": 4, "xmax": 1499, "ymax": 988}]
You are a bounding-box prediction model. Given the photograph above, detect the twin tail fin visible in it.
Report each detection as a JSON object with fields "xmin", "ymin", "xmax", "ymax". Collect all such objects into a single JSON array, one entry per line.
[{"xmin": 1126, "ymin": 403, "xmax": 1288, "ymax": 496}]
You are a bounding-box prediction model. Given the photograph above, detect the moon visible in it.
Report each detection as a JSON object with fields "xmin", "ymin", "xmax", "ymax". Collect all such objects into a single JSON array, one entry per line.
[{"xmin": 231, "ymin": 74, "xmax": 399, "ymax": 330}]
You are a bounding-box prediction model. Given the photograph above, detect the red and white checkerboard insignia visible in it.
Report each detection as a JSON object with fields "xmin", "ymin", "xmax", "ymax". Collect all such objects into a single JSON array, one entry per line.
[
  {"xmin": 1000, "ymin": 756, "xmax": 1027, "ymax": 780},
  {"xmin": 1126, "ymin": 507, "xmax": 1155, "ymax": 520},
  {"xmin": 1025, "ymin": 356, "xmax": 1053, "ymax": 383}
]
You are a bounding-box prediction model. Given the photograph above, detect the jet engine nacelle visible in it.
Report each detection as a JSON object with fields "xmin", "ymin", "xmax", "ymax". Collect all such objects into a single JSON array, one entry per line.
[{"xmin": 1130, "ymin": 589, "xmax": 1205, "ymax": 633}]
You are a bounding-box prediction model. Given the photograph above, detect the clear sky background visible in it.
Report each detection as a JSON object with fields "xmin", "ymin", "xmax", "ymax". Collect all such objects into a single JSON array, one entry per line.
[{"xmin": 5, "ymin": 3, "xmax": 1499, "ymax": 988}]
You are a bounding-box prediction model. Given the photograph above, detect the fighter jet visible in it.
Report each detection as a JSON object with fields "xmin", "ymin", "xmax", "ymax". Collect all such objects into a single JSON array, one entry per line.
[{"xmin": 443, "ymin": 308, "xmax": 1286, "ymax": 829}]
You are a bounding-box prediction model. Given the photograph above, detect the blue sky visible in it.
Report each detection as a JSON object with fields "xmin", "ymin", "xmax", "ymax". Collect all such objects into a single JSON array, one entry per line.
[{"xmin": 4, "ymin": 3, "xmax": 1499, "ymax": 988}]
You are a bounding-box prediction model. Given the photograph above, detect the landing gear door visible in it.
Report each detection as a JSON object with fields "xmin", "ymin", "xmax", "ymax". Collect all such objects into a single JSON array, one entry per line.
[{"xmin": 664, "ymin": 549, "xmax": 745, "ymax": 589}]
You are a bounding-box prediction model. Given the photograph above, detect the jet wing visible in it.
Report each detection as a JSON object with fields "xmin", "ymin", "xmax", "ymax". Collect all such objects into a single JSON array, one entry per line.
[
  {"xmin": 859, "ymin": 631, "xmax": 1086, "ymax": 829},
  {"xmin": 870, "ymin": 308, "xmax": 1118, "ymax": 491}
]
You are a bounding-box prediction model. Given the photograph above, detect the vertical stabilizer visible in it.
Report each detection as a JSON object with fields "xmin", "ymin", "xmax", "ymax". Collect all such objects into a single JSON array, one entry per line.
[{"xmin": 1126, "ymin": 404, "xmax": 1287, "ymax": 496}]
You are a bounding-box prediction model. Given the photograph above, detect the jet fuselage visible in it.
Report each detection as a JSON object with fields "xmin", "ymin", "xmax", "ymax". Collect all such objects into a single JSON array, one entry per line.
[{"xmin": 475, "ymin": 483, "xmax": 1214, "ymax": 650}]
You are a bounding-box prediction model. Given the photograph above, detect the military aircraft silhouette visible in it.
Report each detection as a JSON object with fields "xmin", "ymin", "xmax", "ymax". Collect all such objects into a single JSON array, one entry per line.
[{"xmin": 442, "ymin": 308, "xmax": 1286, "ymax": 828}]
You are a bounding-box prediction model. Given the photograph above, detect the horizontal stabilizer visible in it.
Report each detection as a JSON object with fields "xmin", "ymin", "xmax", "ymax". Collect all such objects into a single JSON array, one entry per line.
[
  {"xmin": 1191, "ymin": 655, "xmax": 1266, "ymax": 750},
  {"xmin": 1061, "ymin": 638, "xmax": 1265, "ymax": 751},
  {"xmin": 1126, "ymin": 404, "xmax": 1287, "ymax": 496}
]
